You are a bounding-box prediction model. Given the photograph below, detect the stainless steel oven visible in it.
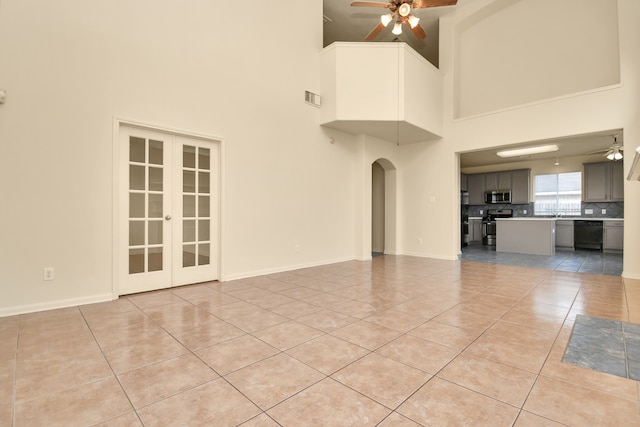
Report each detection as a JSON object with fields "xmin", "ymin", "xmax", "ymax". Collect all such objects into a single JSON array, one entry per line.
[{"xmin": 482, "ymin": 209, "xmax": 513, "ymax": 246}]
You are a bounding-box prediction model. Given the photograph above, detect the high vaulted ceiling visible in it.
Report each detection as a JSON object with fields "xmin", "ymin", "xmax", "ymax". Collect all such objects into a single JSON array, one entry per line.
[{"xmin": 323, "ymin": 0, "xmax": 460, "ymax": 67}]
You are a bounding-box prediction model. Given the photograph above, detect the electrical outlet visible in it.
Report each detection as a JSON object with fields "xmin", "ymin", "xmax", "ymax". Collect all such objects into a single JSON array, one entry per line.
[
  {"xmin": 43, "ymin": 267, "xmax": 55, "ymax": 281},
  {"xmin": 418, "ymin": 238, "xmax": 423, "ymax": 245},
  {"xmin": 602, "ymin": 209, "xmax": 606, "ymax": 215},
  {"xmin": 585, "ymin": 209, "xmax": 593, "ymax": 214},
  {"xmin": 523, "ymin": 209, "xmax": 527, "ymax": 214},
  {"xmin": 480, "ymin": 209, "xmax": 483, "ymax": 215},
  {"xmin": 295, "ymin": 245, "xmax": 300, "ymax": 254}
]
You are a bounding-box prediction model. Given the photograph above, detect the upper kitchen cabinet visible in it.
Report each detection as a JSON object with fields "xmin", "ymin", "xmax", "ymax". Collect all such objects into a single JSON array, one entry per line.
[
  {"xmin": 583, "ymin": 161, "xmax": 624, "ymax": 202},
  {"xmin": 511, "ymin": 169, "xmax": 531, "ymax": 204},
  {"xmin": 467, "ymin": 173, "xmax": 485, "ymax": 205},
  {"xmin": 485, "ymin": 172, "xmax": 511, "ymax": 191},
  {"xmin": 319, "ymin": 42, "xmax": 443, "ymax": 144},
  {"xmin": 461, "ymin": 174, "xmax": 468, "ymax": 192}
]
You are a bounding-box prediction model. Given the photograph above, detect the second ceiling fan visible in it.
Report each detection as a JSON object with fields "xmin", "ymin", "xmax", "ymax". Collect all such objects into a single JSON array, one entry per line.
[{"xmin": 351, "ymin": 0, "xmax": 458, "ymax": 41}]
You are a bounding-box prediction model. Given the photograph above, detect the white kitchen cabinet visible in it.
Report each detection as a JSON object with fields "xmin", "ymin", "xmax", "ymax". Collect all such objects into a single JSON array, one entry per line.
[
  {"xmin": 603, "ymin": 220, "xmax": 624, "ymax": 252},
  {"xmin": 555, "ymin": 220, "xmax": 574, "ymax": 249}
]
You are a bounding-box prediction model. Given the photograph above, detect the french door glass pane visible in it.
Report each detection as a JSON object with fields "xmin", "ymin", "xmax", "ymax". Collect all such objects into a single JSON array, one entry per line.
[
  {"xmin": 198, "ymin": 172, "xmax": 210, "ymax": 193},
  {"xmin": 148, "ymin": 221, "xmax": 163, "ymax": 245},
  {"xmin": 130, "ymin": 137, "xmax": 145, "ymax": 163},
  {"xmin": 148, "ymin": 247, "xmax": 163, "ymax": 271},
  {"xmin": 198, "ymin": 148, "xmax": 210, "ymax": 170},
  {"xmin": 129, "ymin": 221, "xmax": 145, "ymax": 246},
  {"xmin": 184, "ymin": 145, "xmax": 196, "ymax": 168},
  {"xmin": 129, "ymin": 248, "xmax": 144, "ymax": 274},
  {"xmin": 183, "ymin": 195, "xmax": 196, "ymax": 217},
  {"xmin": 129, "ymin": 193, "xmax": 145, "ymax": 218},
  {"xmin": 130, "ymin": 165, "xmax": 145, "ymax": 190},
  {"xmin": 198, "ymin": 195, "xmax": 209, "ymax": 217},
  {"xmin": 183, "ymin": 244, "xmax": 196, "ymax": 267},
  {"xmin": 184, "ymin": 171, "xmax": 196, "ymax": 193},
  {"xmin": 149, "ymin": 167, "xmax": 163, "ymax": 191},
  {"xmin": 149, "ymin": 140, "xmax": 163, "ymax": 165}
]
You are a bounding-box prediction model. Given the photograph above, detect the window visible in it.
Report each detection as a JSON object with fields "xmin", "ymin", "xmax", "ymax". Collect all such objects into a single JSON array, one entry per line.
[{"xmin": 534, "ymin": 172, "xmax": 582, "ymax": 216}]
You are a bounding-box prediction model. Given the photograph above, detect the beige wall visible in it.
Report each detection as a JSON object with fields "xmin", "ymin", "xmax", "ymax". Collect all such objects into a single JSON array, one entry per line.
[{"xmin": 0, "ymin": 0, "xmax": 362, "ymax": 315}]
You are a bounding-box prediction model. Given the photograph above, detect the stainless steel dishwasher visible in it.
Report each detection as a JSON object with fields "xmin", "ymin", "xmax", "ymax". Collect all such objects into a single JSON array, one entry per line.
[{"xmin": 574, "ymin": 220, "xmax": 603, "ymax": 250}]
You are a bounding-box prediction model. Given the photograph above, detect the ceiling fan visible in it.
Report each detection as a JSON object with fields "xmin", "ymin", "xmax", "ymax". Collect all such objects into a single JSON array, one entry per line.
[
  {"xmin": 351, "ymin": 0, "xmax": 458, "ymax": 41},
  {"xmin": 586, "ymin": 135, "xmax": 624, "ymax": 161}
]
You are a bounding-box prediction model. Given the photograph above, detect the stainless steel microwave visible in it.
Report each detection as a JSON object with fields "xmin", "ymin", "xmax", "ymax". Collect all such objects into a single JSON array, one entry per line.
[{"xmin": 484, "ymin": 190, "xmax": 511, "ymax": 204}]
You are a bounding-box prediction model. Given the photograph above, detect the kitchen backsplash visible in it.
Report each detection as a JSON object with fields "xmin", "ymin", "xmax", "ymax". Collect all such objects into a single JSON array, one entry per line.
[{"xmin": 464, "ymin": 202, "xmax": 623, "ymax": 218}]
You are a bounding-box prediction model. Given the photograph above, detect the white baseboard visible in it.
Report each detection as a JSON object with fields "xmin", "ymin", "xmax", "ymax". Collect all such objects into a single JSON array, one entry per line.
[
  {"xmin": 222, "ymin": 256, "xmax": 356, "ymax": 282},
  {"xmin": 0, "ymin": 293, "xmax": 116, "ymax": 318}
]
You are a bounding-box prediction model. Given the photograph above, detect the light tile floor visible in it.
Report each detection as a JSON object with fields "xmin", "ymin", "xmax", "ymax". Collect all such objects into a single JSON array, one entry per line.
[{"xmin": 3, "ymin": 256, "xmax": 640, "ymax": 426}]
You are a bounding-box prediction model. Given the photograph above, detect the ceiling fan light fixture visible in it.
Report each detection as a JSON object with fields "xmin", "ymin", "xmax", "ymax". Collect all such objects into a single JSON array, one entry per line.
[
  {"xmin": 392, "ymin": 21, "xmax": 403, "ymax": 35},
  {"xmin": 408, "ymin": 15, "xmax": 420, "ymax": 28},
  {"xmin": 380, "ymin": 13, "xmax": 393, "ymax": 27},
  {"xmin": 496, "ymin": 144, "xmax": 559, "ymax": 158},
  {"xmin": 606, "ymin": 148, "xmax": 623, "ymax": 161},
  {"xmin": 398, "ymin": 3, "xmax": 411, "ymax": 17}
]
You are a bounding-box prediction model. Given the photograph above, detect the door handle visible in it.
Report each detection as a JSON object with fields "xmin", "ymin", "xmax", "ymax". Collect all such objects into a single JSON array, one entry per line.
[{"xmin": 165, "ymin": 215, "xmax": 172, "ymax": 220}]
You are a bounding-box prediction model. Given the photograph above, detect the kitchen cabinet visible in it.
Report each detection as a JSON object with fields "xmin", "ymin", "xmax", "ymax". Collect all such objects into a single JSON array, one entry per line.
[
  {"xmin": 583, "ymin": 161, "xmax": 624, "ymax": 202},
  {"xmin": 467, "ymin": 174, "xmax": 485, "ymax": 205},
  {"xmin": 603, "ymin": 220, "xmax": 623, "ymax": 252},
  {"xmin": 461, "ymin": 173, "xmax": 468, "ymax": 192},
  {"xmin": 469, "ymin": 218, "xmax": 483, "ymax": 244},
  {"xmin": 555, "ymin": 220, "xmax": 574, "ymax": 249},
  {"xmin": 485, "ymin": 171, "xmax": 511, "ymax": 191},
  {"xmin": 511, "ymin": 169, "xmax": 530, "ymax": 204}
]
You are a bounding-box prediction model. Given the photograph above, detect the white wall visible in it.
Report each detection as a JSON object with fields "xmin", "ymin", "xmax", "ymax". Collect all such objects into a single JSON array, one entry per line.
[
  {"xmin": 399, "ymin": 0, "xmax": 640, "ymax": 278},
  {"xmin": 0, "ymin": 0, "xmax": 360, "ymax": 315},
  {"xmin": 456, "ymin": 0, "xmax": 620, "ymax": 118}
]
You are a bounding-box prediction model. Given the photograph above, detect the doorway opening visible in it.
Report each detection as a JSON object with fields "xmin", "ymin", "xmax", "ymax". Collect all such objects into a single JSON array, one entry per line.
[{"xmin": 371, "ymin": 158, "xmax": 397, "ymax": 257}]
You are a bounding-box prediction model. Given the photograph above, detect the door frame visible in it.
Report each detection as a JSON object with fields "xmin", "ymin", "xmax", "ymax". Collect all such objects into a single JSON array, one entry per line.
[{"xmin": 112, "ymin": 117, "xmax": 225, "ymax": 297}]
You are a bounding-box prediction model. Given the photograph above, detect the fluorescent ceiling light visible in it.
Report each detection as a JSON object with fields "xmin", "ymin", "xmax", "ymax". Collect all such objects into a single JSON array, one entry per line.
[{"xmin": 496, "ymin": 144, "xmax": 559, "ymax": 158}]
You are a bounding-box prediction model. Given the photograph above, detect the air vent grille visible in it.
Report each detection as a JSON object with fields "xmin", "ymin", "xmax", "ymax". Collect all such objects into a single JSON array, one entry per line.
[{"xmin": 304, "ymin": 91, "xmax": 321, "ymax": 107}]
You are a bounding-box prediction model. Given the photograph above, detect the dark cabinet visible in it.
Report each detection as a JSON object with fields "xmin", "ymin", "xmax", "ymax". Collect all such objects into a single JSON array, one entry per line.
[
  {"xmin": 484, "ymin": 171, "xmax": 511, "ymax": 191},
  {"xmin": 467, "ymin": 173, "xmax": 485, "ymax": 205},
  {"xmin": 511, "ymin": 169, "xmax": 530, "ymax": 204},
  {"xmin": 461, "ymin": 173, "xmax": 468, "ymax": 192},
  {"xmin": 584, "ymin": 161, "xmax": 624, "ymax": 202}
]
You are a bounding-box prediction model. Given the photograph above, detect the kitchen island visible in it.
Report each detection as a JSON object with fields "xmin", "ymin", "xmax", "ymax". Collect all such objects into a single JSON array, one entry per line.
[{"xmin": 496, "ymin": 218, "xmax": 556, "ymax": 256}]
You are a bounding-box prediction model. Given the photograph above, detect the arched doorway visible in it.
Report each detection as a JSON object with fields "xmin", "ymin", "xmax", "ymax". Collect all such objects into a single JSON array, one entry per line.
[{"xmin": 371, "ymin": 158, "xmax": 397, "ymax": 257}]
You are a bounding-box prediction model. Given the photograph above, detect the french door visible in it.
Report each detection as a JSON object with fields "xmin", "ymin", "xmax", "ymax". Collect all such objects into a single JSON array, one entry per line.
[{"xmin": 118, "ymin": 125, "xmax": 219, "ymax": 295}]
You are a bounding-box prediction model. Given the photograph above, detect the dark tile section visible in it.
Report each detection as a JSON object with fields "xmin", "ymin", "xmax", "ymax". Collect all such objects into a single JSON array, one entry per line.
[
  {"xmin": 563, "ymin": 315, "xmax": 640, "ymax": 380},
  {"xmin": 461, "ymin": 246, "xmax": 622, "ymax": 276}
]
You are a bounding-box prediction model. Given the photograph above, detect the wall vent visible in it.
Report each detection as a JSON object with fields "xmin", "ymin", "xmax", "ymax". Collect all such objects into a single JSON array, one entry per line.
[{"xmin": 304, "ymin": 91, "xmax": 321, "ymax": 107}]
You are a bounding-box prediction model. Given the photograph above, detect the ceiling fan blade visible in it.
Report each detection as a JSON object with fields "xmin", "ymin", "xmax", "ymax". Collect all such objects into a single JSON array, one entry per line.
[
  {"xmin": 365, "ymin": 22, "xmax": 386, "ymax": 41},
  {"xmin": 409, "ymin": 22, "xmax": 427, "ymax": 40},
  {"xmin": 351, "ymin": 1, "xmax": 391, "ymax": 8},
  {"xmin": 413, "ymin": 0, "xmax": 458, "ymax": 8}
]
